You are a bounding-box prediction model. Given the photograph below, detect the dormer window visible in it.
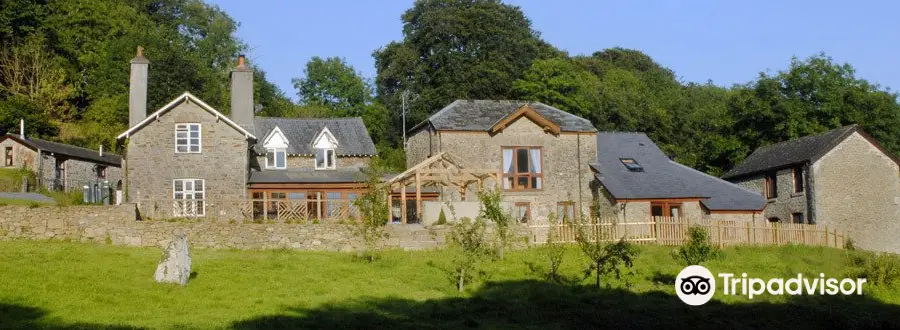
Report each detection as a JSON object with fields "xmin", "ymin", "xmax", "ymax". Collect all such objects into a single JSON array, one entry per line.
[
  {"xmin": 266, "ymin": 148, "xmax": 286, "ymax": 169},
  {"xmin": 312, "ymin": 126, "xmax": 338, "ymax": 170},
  {"xmin": 262, "ymin": 126, "xmax": 289, "ymax": 170},
  {"xmin": 316, "ymin": 148, "xmax": 335, "ymax": 169}
]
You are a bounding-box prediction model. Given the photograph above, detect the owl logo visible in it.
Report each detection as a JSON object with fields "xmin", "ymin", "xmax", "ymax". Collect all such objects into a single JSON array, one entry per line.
[
  {"xmin": 679, "ymin": 275, "xmax": 712, "ymax": 295},
  {"xmin": 675, "ymin": 265, "xmax": 716, "ymax": 306}
]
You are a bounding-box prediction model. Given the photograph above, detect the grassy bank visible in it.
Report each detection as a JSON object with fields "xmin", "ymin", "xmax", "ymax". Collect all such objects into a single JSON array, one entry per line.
[{"xmin": 0, "ymin": 240, "xmax": 897, "ymax": 329}]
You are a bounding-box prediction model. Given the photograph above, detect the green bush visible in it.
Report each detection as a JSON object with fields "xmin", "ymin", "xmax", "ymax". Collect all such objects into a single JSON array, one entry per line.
[
  {"xmin": 847, "ymin": 252, "xmax": 900, "ymax": 287},
  {"xmin": 436, "ymin": 208, "xmax": 448, "ymax": 225},
  {"xmin": 672, "ymin": 226, "xmax": 720, "ymax": 266}
]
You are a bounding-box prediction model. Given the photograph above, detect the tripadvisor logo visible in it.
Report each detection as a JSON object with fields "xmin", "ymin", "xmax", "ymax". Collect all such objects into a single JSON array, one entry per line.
[{"xmin": 675, "ymin": 265, "xmax": 867, "ymax": 306}]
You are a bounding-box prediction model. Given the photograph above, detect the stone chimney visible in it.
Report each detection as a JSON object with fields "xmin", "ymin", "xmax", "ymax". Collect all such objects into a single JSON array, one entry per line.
[
  {"xmin": 129, "ymin": 46, "xmax": 149, "ymax": 128},
  {"xmin": 230, "ymin": 55, "xmax": 254, "ymax": 133}
]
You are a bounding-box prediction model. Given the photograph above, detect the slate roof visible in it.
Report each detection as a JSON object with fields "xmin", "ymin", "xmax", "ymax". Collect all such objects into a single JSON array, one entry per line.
[
  {"xmin": 253, "ymin": 117, "xmax": 376, "ymax": 156},
  {"xmin": 2, "ymin": 134, "xmax": 121, "ymax": 166},
  {"xmin": 722, "ymin": 125, "xmax": 860, "ymax": 179},
  {"xmin": 248, "ymin": 168, "xmax": 367, "ymax": 184},
  {"xmin": 592, "ymin": 132, "xmax": 764, "ymax": 211},
  {"xmin": 410, "ymin": 100, "xmax": 597, "ymax": 133}
]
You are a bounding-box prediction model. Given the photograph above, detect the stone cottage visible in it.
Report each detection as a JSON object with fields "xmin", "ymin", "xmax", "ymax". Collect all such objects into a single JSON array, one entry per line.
[
  {"xmin": 401, "ymin": 100, "xmax": 598, "ymax": 225},
  {"xmin": 591, "ymin": 132, "xmax": 765, "ymax": 223},
  {"xmin": 723, "ymin": 125, "xmax": 900, "ymax": 253},
  {"xmin": 0, "ymin": 132, "xmax": 122, "ymax": 193},
  {"xmin": 116, "ymin": 48, "xmax": 376, "ymax": 220}
]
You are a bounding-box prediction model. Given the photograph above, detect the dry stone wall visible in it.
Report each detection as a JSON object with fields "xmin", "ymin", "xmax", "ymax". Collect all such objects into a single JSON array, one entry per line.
[{"xmin": 0, "ymin": 204, "xmax": 450, "ymax": 251}]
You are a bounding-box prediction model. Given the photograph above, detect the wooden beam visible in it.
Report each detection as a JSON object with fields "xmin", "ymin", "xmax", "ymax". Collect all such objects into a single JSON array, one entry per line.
[
  {"xmin": 387, "ymin": 193, "xmax": 393, "ymax": 224},
  {"xmin": 415, "ymin": 171, "xmax": 422, "ymax": 221},
  {"xmin": 400, "ymin": 183, "xmax": 407, "ymax": 224}
]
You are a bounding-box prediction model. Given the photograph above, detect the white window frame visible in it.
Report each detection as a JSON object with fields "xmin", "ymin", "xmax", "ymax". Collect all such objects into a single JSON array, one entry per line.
[
  {"xmin": 315, "ymin": 148, "xmax": 336, "ymax": 170},
  {"xmin": 173, "ymin": 179, "xmax": 205, "ymax": 216},
  {"xmin": 175, "ymin": 123, "xmax": 202, "ymax": 153},
  {"xmin": 265, "ymin": 147, "xmax": 286, "ymax": 169}
]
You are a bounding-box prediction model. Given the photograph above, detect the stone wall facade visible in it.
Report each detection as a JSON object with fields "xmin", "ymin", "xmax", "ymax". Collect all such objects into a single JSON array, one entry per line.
[
  {"xmin": 125, "ymin": 100, "xmax": 249, "ymax": 203},
  {"xmin": 0, "ymin": 139, "xmax": 122, "ymax": 192},
  {"xmin": 407, "ymin": 118, "xmax": 597, "ymax": 225},
  {"xmin": 732, "ymin": 168, "xmax": 808, "ymax": 223},
  {"xmin": 0, "ymin": 204, "xmax": 450, "ymax": 251},
  {"xmin": 254, "ymin": 155, "xmax": 371, "ymax": 171},
  {"xmin": 812, "ymin": 132, "xmax": 900, "ymax": 253}
]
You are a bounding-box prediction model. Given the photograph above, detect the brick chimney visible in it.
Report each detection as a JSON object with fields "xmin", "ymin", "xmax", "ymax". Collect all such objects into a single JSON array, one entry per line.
[
  {"xmin": 230, "ymin": 55, "xmax": 254, "ymax": 133},
  {"xmin": 129, "ymin": 46, "xmax": 149, "ymax": 128}
]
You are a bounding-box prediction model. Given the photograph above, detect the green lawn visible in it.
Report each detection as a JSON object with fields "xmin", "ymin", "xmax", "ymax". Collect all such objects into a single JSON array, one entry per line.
[{"xmin": 0, "ymin": 240, "xmax": 898, "ymax": 329}]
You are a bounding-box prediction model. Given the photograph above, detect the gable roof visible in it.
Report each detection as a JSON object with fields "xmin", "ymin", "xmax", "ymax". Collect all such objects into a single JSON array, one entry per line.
[
  {"xmin": 253, "ymin": 117, "xmax": 376, "ymax": 156},
  {"xmin": 722, "ymin": 125, "xmax": 888, "ymax": 179},
  {"xmin": 410, "ymin": 100, "xmax": 596, "ymax": 134},
  {"xmin": 116, "ymin": 92, "xmax": 256, "ymax": 140},
  {"xmin": 592, "ymin": 132, "xmax": 764, "ymax": 211},
  {"xmin": 1, "ymin": 134, "xmax": 121, "ymax": 166}
]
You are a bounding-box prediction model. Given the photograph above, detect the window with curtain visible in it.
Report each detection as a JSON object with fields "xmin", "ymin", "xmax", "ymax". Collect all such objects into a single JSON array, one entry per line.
[{"xmin": 502, "ymin": 147, "xmax": 542, "ymax": 190}]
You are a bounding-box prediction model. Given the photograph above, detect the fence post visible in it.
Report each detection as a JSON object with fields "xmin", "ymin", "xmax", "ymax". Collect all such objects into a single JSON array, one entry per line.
[
  {"xmin": 746, "ymin": 222, "xmax": 752, "ymax": 245},
  {"xmin": 833, "ymin": 228, "xmax": 838, "ymax": 248},
  {"xmin": 773, "ymin": 223, "xmax": 779, "ymax": 246}
]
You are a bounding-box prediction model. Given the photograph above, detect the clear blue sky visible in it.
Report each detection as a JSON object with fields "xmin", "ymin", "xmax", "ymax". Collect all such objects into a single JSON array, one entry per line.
[{"xmin": 208, "ymin": 0, "xmax": 900, "ymax": 101}]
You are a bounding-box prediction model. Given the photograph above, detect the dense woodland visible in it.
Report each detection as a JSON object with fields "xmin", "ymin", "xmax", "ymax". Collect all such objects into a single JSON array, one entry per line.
[{"xmin": 2, "ymin": 0, "xmax": 899, "ymax": 175}]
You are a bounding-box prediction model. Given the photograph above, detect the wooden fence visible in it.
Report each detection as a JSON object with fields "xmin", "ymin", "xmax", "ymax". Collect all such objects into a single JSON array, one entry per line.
[
  {"xmin": 134, "ymin": 199, "xmax": 359, "ymax": 223},
  {"xmin": 530, "ymin": 217, "xmax": 847, "ymax": 249}
]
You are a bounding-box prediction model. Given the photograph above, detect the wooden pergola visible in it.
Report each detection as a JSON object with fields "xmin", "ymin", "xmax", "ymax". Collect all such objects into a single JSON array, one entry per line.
[{"xmin": 385, "ymin": 152, "xmax": 497, "ymax": 224}]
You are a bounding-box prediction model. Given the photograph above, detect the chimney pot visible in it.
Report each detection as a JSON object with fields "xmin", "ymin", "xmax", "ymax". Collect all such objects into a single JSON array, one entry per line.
[{"xmin": 19, "ymin": 119, "xmax": 24, "ymax": 138}]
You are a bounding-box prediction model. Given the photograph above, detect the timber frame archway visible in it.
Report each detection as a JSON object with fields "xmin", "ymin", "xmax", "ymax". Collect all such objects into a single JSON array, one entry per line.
[{"xmin": 385, "ymin": 152, "xmax": 497, "ymax": 224}]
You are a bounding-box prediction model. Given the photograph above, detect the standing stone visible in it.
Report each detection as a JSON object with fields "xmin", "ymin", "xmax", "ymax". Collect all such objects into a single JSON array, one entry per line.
[{"xmin": 154, "ymin": 229, "xmax": 191, "ymax": 285}]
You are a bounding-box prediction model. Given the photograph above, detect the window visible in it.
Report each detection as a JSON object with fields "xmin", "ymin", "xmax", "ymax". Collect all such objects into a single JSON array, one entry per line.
[
  {"xmin": 620, "ymin": 158, "xmax": 644, "ymax": 172},
  {"xmin": 269, "ymin": 192, "xmax": 286, "ymax": 212},
  {"xmin": 175, "ymin": 123, "xmax": 201, "ymax": 153},
  {"xmin": 650, "ymin": 202, "xmax": 683, "ymax": 218},
  {"xmin": 266, "ymin": 148, "xmax": 286, "ymax": 169},
  {"xmin": 288, "ymin": 192, "xmax": 306, "ymax": 200},
  {"xmin": 556, "ymin": 202, "xmax": 575, "ymax": 221},
  {"xmin": 346, "ymin": 192, "xmax": 359, "ymax": 217},
  {"xmin": 514, "ymin": 202, "xmax": 531, "ymax": 223},
  {"xmin": 764, "ymin": 172, "xmax": 777, "ymax": 199},
  {"xmin": 4, "ymin": 147, "xmax": 12, "ymax": 166},
  {"xmin": 173, "ymin": 179, "xmax": 204, "ymax": 216},
  {"xmin": 96, "ymin": 166, "xmax": 106, "ymax": 179},
  {"xmin": 792, "ymin": 167, "xmax": 804, "ymax": 193},
  {"xmin": 792, "ymin": 213, "xmax": 805, "ymax": 224},
  {"xmin": 767, "ymin": 217, "xmax": 780, "ymax": 223},
  {"xmin": 315, "ymin": 148, "xmax": 335, "ymax": 169},
  {"xmin": 502, "ymin": 147, "xmax": 542, "ymax": 190}
]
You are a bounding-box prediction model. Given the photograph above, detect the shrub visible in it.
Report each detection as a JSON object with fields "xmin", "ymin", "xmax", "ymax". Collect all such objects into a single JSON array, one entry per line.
[
  {"xmin": 573, "ymin": 213, "xmax": 638, "ymax": 289},
  {"xmin": 435, "ymin": 208, "xmax": 448, "ymax": 225},
  {"xmin": 844, "ymin": 237, "xmax": 856, "ymax": 251},
  {"xmin": 349, "ymin": 165, "xmax": 390, "ymax": 262},
  {"xmin": 847, "ymin": 252, "xmax": 900, "ymax": 287},
  {"xmin": 672, "ymin": 226, "xmax": 720, "ymax": 266}
]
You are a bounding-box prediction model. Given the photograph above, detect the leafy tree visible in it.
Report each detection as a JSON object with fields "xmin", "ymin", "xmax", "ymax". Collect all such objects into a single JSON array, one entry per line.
[
  {"xmin": 0, "ymin": 95, "xmax": 57, "ymax": 138},
  {"xmin": 293, "ymin": 56, "xmax": 372, "ymax": 116},
  {"xmin": 573, "ymin": 202, "xmax": 638, "ymax": 289},
  {"xmin": 447, "ymin": 216, "xmax": 489, "ymax": 292},
  {"xmin": 374, "ymin": 0, "xmax": 561, "ymax": 144},
  {"xmin": 476, "ymin": 188, "xmax": 514, "ymax": 260},
  {"xmin": 729, "ymin": 54, "xmax": 900, "ymax": 162},
  {"xmin": 350, "ymin": 165, "xmax": 391, "ymax": 262}
]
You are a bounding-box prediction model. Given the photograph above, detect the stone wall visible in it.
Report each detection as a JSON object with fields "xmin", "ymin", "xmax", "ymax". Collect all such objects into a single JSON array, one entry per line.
[
  {"xmin": 732, "ymin": 168, "xmax": 808, "ymax": 223},
  {"xmin": 125, "ymin": 100, "xmax": 249, "ymax": 202},
  {"xmin": 254, "ymin": 155, "xmax": 371, "ymax": 171},
  {"xmin": 812, "ymin": 132, "xmax": 900, "ymax": 253},
  {"xmin": 424, "ymin": 118, "xmax": 597, "ymax": 225},
  {"xmin": 0, "ymin": 204, "xmax": 450, "ymax": 251}
]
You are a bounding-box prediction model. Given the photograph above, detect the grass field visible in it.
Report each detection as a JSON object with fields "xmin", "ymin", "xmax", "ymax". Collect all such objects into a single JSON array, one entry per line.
[{"xmin": 0, "ymin": 240, "xmax": 898, "ymax": 329}]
